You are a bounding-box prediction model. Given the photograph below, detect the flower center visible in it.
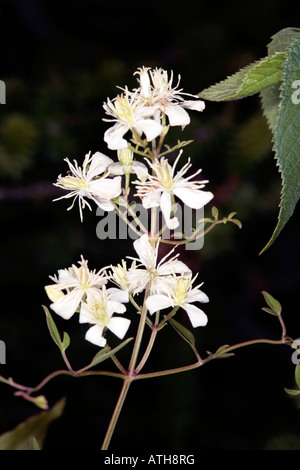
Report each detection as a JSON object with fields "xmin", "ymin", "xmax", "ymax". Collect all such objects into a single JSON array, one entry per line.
[
  {"xmin": 111, "ymin": 261, "xmax": 129, "ymax": 291},
  {"xmin": 114, "ymin": 96, "xmax": 133, "ymax": 125},
  {"xmin": 59, "ymin": 176, "xmax": 87, "ymax": 191},
  {"xmin": 151, "ymin": 68, "xmax": 168, "ymax": 95},
  {"xmin": 93, "ymin": 301, "xmax": 108, "ymax": 324},
  {"xmin": 153, "ymin": 159, "xmax": 174, "ymax": 189},
  {"xmin": 78, "ymin": 264, "xmax": 91, "ymax": 290},
  {"xmin": 172, "ymin": 277, "xmax": 190, "ymax": 305}
]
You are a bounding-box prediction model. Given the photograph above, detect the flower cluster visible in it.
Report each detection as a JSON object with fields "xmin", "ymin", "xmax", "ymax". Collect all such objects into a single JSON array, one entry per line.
[
  {"xmin": 45, "ymin": 256, "xmax": 130, "ymax": 347},
  {"xmin": 109, "ymin": 234, "xmax": 210, "ymax": 328},
  {"xmin": 103, "ymin": 67, "xmax": 205, "ymax": 150},
  {"xmin": 46, "ymin": 66, "xmax": 213, "ymax": 348}
]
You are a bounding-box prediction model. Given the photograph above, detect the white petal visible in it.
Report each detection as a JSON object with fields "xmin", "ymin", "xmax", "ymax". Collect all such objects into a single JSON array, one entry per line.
[
  {"xmin": 146, "ymin": 294, "xmax": 173, "ymax": 315},
  {"xmin": 134, "ymin": 119, "xmax": 163, "ymax": 142},
  {"xmin": 133, "ymin": 234, "xmax": 155, "ymax": 268},
  {"xmin": 165, "ymin": 104, "xmax": 190, "ymax": 127},
  {"xmin": 132, "ymin": 161, "xmax": 148, "ymax": 181},
  {"xmin": 160, "ymin": 191, "xmax": 179, "ymax": 229},
  {"xmin": 92, "ymin": 196, "xmax": 115, "ymax": 211},
  {"xmin": 108, "ymin": 317, "xmax": 131, "ymax": 339},
  {"xmin": 182, "ymin": 303, "xmax": 208, "ymax": 327},
  {"xmin": 79, "ymin": 301, "xmax": 95, "ymax": 324},
  {"xmin": 173, "ymin": 186, "xmax": 214, "ymax": 209},
  {"xmin": 157, "ymin": 260, "xmax": 191, "ymax": 277},
  {"xmin": 85, "ymin": 324, "xmax": 106, "ymax": 347},
  {"xmin": 126, "ymin": 269, "xmax": 149, "ymax": 294},
  {"xmin": 141, "ymin": 189, "xmax": 161, "ymax": 209},
  {"xmin": 56, "ymin": 268, "xmax": 76, "ymax": 285},
  {"xmin": 182, "ymin": 100, "xmax": 205, "ymax": 112},
  {"xmin": 104, "ymin": 123, "xmax": 128, "ymax": 150},
  {"xmin": 89, "ymin": 176, "xmax": 122, "ymax": 200},
  {"xmin": 45, "ymin": 285, "xmax": 65, "ymax": 303},
  {"xmin": 107, "ymin": 300, "xmax": 127, "ymax": 315},
  {"xmin": 107, "ymin": 287, "xmax": 129, "ymax": 303},
  {"xmin": 107, "ymin": 162, "xmax": 124, "ymax": 176},
  {"xmin": 187, "ymin": 289, "xmax": 209, "ymax": 304},
  {"xmin": 50, "ymin": 288, "xmax": 83, "ymax": 319},
  {"xmin": 87, "ymin": 152, "xmax": 114, "ymax": 179}
]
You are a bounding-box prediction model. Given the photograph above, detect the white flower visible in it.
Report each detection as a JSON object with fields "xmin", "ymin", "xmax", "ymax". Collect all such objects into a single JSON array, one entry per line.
[
  {"xmin": 126, "ymin": 234, "xmax": 191, "ymax": 295},
  {"xmin": 108, "ymin": 148, "xmax": 148, "ymax": 181},
  {"xmin": 103, "ymin": 88, "xmax": 163, "ymax": 150},
  {"xmin": 135, "ymin": 67, "xmax": 205, "ymax": 127},
  {"xmin": 45, "ymin": 256, "xmax": 107, "ymax": 320},
  {"xmin": 146, "ymin": 274, "xmax": 209, "ymax": 327},
  {"xmin": 54, "ymin": 151, "xmax": 122, "ymax": 221},
  {"xmin": 134, "ymin": 152, "xmax": 214, "ymax": 229},
  {"xmin": 79, "ymin": 286, "xmax": 130, "ymax": 347}
]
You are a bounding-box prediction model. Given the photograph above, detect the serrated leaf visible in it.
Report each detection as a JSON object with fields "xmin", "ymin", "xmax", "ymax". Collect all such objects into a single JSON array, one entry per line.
[
  {"xmin": 169, "ymin": 318, "xmax": 195, "ymax": 348},
  {"xmin": 0, "ymin": 398, "xmax": 66, "ymax": 450},
  {"xmin": 261, "ymin": 34, "xmax": 300, "ymax": 253},
  {"xmin": 260, "ymin": 83, "xmax": 282, "ymax": 133},
  {"xmin": 199, "ymin": 53, "xmax": 285, "ymax": 102},
  {"xmin": 261, "ymin": 291, "xmax": 282, "ymax": 315},
  {"xmin": 267, "ymin": 27, "xmax": 300, "ymax": 56}
]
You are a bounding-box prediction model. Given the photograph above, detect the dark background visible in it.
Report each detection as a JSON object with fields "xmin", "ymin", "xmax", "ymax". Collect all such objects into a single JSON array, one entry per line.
[{"xmin": 0, "ymin": 0, "xmax": 300, "ymax": 450}]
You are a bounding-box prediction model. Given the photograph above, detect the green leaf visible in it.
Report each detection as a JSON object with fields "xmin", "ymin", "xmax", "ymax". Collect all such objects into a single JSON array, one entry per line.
[
  {"xmin": 43, "ymin": 305, "xmax": 70, "ymax": 352},
  {"xmin": 213, "ymin": 344, "xmax": 234, "ymax": 359},
  {"xmin": 43, "ymin": 305, "xmax": 63, "ymax": 349},
  {"xmin": 87, "ymin": 337, "xmax": 134, "ymax": 369},
  {"xmin": 215, "ymin": 344, "xmax": 230, "ymax": 354},
  {"xmin": 29, "ymin": 437, "xmax": 41, "ymax": 450},
  {"xmin": 261, "ymin": 307, "xmax": 279, "ymax": 316},
  {"xmin": 169, "ymin": 318, "xmax": 195, "ymax": 348},
  {"xmin": 295, "ymin": 364, "xmax": 300, "ymax": 389},
  {"xmin": 62, "ymin": 332, "xmax": 71, "ymax": 352},
  {"xmin": 199, "ymin": 53, "xmax": 285, "ymax": 102},
  {"xmin": 211, "ymin": 206, "xmax": 218, "ymax": 219},
  {"xmin": 0, "ymin": 398, "xmax": 66, "ymax": 450},
  {"xmin": 260, "ymin": 83, "xmax": 281, "ymax": 133},
  {"xmin": 285, "ymin": 387, "xmax": 300, "ymax": 397},
  {"xmin": 261, "ymin": 33, "xmax": 300, "ymax": 253},
  {"xmin": 266, "ymin": 27, "xmax": 300, "ymax": 56},
  {"xmin": 261, "ymin": 291, "xmax": 282, "ymax": 316}
]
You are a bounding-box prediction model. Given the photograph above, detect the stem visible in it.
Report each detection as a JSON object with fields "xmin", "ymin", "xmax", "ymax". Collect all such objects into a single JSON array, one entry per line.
[
  {"xmin": 128, "ymin": 284, "xmax": 150, "ymax": 375},
  {"xmin": 113, "ymin": 203, "xmax": 143, "ymax": 238},
  {"xmin": 61, "ymin": 350, "xmax": 74, "ymax": 374},
  {"xmin": 135, "ymin": 311, "xmax": 160, "ymax": 375},
  {"xmin": 135, "ymin": 336, "xmax": 290, "ymax": 381},
  {"xmin": 126, "ymin": 202, "xmax": 148, "ymax": 234},
  {"xmin": 101, "ymin": 378, "xmax": 132, "ymax": 450}
]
